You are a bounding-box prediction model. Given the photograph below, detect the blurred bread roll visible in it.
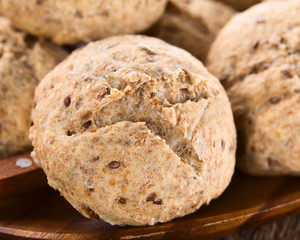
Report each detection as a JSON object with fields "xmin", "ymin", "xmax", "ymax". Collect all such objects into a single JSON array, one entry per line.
[
  {"xmin": 0, "ymin": 17, "xmax": 67, "ymax": 159},
  {"xmin": 0, "ymin": 0, "xmax": 168, "ymax": 45},
  {"xmin": 149, "ymin": 0, "xmax": 235, "ymax": 61},
  {"xmin": 207, "ymin": 0, "xmax": 300, "ymax": 175}
]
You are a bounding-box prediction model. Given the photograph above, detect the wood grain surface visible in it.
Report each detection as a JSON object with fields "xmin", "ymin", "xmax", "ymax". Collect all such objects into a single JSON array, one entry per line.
[
  {"xmin": 0, "ymin": 153, "xmax": 300, "ymax": 240},
  {"xmin": 0, "ymin": 154, "xmax": 47, "ymax": 198},
  {"xmin": 219, "ymin": 214, "xmax": 300, "ymax": 240}
]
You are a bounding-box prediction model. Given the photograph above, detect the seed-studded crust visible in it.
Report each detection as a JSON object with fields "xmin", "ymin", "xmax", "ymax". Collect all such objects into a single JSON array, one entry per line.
[
  {"xmin": 215, "ymin": 0, "xmax": 261, "ymax": 11},
  {"xmin": 0, "ymin": 17, "xmax": 66, "ymax": 159},
  {"xmin": 0, "ymin": 0, "xmax": 167, "ymax": 45},
  {"xmin": 207, "ymin": 0, "xmax": 300, "ymax": 175},
  {"xmin": 149, "ymin": 0, "xmax": 235, "ymax": 61},
  {"xmin": 30, "ymin": 35, "xmax": 236, "ymax": 226}
]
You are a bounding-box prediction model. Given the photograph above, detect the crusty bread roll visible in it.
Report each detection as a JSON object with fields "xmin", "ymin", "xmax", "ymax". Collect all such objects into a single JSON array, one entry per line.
[
  {"xmin": 0, "ymin": 0, "xmax": 167, "ymax": 45},
  {"xmin": 0, "ymin": 16, "xmax": 66, "ymax": 159},
  {"xmin": 149, "ymin": 0, "xmax": 235, "ymax": 61},
  {"xmin": 30, "ymin": 35, "xmax": 236, "ymax": 225},
  {"xmin": 207, "ymin": 0, "xmax": 300, "ymax": 175}
]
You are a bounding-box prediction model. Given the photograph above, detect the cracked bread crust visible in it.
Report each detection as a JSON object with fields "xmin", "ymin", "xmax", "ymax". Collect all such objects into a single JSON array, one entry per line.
[
  {"xmin": 149, "ymin": 0, "xmax": 235, "ymax": 61},
  {"xmin": 0, "ymin": 17, "xmax": 67, "ymax": 159},
  {"xmin": 30, "ymin": 35, "xmax": 236, "ymax": 226},
  {"xmin": 0, "ymin": 0, "xmax": 167, "ymax": 45},
  {"xmin": 207, "ymin": 0, "xmax": 300, "ymax": 175}
]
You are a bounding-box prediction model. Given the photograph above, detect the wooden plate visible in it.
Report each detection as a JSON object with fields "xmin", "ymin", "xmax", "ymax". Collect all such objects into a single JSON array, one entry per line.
[{"xmin": 0, "ymin": 153, "xmax": 300, "ymax": 240}]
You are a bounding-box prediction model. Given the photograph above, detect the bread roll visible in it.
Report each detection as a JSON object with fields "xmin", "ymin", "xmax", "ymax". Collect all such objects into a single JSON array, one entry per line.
[
  {"xmin": 0, "ymin": 0, "xmax": 167, "ymax": 45},
  {"xmin": 30, "ymin": 35, "xmax": 236, "ymax": 225},
  {"xmin": 0, "ymin": 17, "xmax": 67, "ymax": 159},
  {"xmin": 207, "ymin": 0, "xmax": 300, "ymax": 175},
  {"xmin": 149, "ymin": 0, "xmax": 235, "ymax": 61}
]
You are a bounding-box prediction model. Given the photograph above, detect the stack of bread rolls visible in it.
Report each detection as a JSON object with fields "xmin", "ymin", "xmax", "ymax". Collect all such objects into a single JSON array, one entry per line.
[{"xmin": 0, "ymin": 0, "xmax": 298, "ymax": 227}]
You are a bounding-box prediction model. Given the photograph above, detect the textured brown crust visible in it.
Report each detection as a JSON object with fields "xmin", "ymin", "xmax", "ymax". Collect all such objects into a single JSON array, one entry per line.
[
  {"xmin": 0, "ymin": 17, "xmax": 67, "ymax": 159},
  {"xmin": 149, "ymin": 0, "xmax": 235, "ymax": 61},
  {"xmin": 30, "ymin": 35, "xmax": 236, "ymax": 225},
  {"xmin": 0, "ymin": 0, "xmax": 167, "ymax": 45},
  {"xmin": 207, "ymin": 0, "xmax": 300, "ymax": 175},
  {"xmin": 216, "ymin": 0, "xmax": 261, "ymax": 10}
]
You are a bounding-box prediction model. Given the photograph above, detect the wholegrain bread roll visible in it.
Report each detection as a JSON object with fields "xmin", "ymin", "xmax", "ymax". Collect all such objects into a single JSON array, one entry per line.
[
  {"xmin": 0, "ymin": 0, "xmax": 167, "ymax": 45},
  {"xmin": 149, "ymin": 0, "xmax": 235, "ymax": 61},
  {"xmin": 30, "ymin": 35, "xmax": 236, "ymax": 226},
  {"xmin": 207, "ymin": 0, "xmax": 300, "ymax": 175},
  {"xmin": 0, "ymin": 17, "xmax": 66, "ymax": 159}
]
